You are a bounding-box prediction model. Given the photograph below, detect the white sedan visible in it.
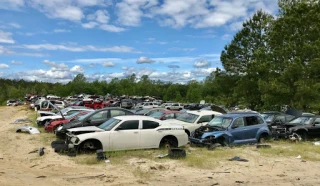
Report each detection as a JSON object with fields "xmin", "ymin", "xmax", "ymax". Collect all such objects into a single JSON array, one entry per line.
[{"xmin": 66, "ymin": 115, "xmax": 188, "ymax": 152}]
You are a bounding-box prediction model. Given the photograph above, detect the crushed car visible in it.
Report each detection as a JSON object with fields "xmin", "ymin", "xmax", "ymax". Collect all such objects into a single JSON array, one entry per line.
[
  {"xmin": 189, "ymin": 113, "xmax": 271, "ymax": 147},
  {"xmin": 65, "ymin": 115, "xmax": 188, "ymax": 152}
]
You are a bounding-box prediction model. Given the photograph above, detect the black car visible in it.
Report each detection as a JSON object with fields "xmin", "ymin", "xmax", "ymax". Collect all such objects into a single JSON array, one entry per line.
[
  {"xmin": 271, "ymin": 115, "xmax": 316, "ymax": 139},
  {"xmin": 288, "ymin": 116, "xmax": 320, "ymax": 140},
  {"xmin": 260, "ymin": 111, "xmax": 296, "ymax": 126},
  {"xmin": 55, "ymin": 108, "xmax": 134, "ymax": 138}
]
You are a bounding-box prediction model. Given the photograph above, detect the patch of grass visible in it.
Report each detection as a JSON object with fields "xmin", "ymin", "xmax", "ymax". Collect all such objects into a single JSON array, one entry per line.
[
  {"xmin": 182, "ymin": 146, "xmax": 239, "ymax": 169},
  {"xmin": 74, "ymin": 155, "xmax": 102, "ymax": 165},
  {"xmin": 258, "ymin": 140, "xmax": 320, "ymax": 161}
]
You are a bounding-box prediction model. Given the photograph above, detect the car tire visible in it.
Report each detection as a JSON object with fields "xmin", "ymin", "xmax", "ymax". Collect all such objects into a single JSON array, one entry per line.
[
  {"xmin": 160, "ymin": 137, "xmax": 178, "ymax": 149},
  {"xmin": 79, "ymin": 140, "xmax": 101, "ymax": 153},
  {"xmin": 297, "ymin": 131, "xmax": 308, "ymax": 141},
  {"xmin": 258, "ymin": 134, "xmax": 269, "ymax": 144}
]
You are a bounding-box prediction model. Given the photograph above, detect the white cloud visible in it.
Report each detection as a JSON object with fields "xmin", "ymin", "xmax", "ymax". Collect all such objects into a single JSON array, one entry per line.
[
  {"xmin": 137, "ymin": 56, "xmax": 155, "ymax": 64},
  {"xmin": 193, "ymin": 59, "xmax": 211, "ymax": 68},
  {"xmin": 99, "ymin": 24, "xmax": 126, "ymax": 32},
  {"xmin": 82, "ymin": 10, "xmax": 125, "ymax": 32},
  {"xmin": 70, "ymin": 65, "xmax": 84, "ymax": 73},
  {"xmin": 9, "ymin": 23, "xmax": 21, "ymax": 28},
  {"xmin": 221, "ymin": 34, "xmax": 231, "ymax": 40},
  {"xmin": 0, "ymin": 0, "xmax": 24, "ymax": 10},
  {"xmin": 116, "ymin": 0, "xmax": 158, "ymax": 26},
  {"xmin": 20, "ymin": 43, "xmax": 137, "ymax": 53},
  {"xmin": 87, "ymin": 10, "xmax": 109, "ymax": 23},
  {"xmin": 0, "ymin": 30, "xmax": 15, "ymax": 44},
  {"xmin": 81, "ymin": 22, "xmax": 98, "ymax": 29},
  {"xmin": 0, "ymin": 63, "xmax": 9, "ymax": 69},
  {"xmin": 53, "ymin": 29, "xmax": 71, "ymax": 33},
  {"xmin": 169, "ymin": 47, "xmax": 196, "ymax": 52},
  {"xmin": 75, "ymin": 0, "xmax": 110, "ymax": 7},
  {"xmin": 102, "ymin": 61, "xmax": 115, "ymax": 67},
  {"xmin": 11, "ymin": 60, "xmax": 23, "ymax": 65},
  {"xmin": 43, "ymin": 60, "xmax": 69, "ymax": 71},
  {"xmin": 229, "ymin": 21, "xmax": 243, "ymax": 31}
]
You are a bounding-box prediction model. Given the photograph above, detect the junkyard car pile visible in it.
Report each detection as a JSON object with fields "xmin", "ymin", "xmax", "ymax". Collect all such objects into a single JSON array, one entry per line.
[{"xmin": 11, "ymin": 97, "xmax": 320, "ymax": 158}]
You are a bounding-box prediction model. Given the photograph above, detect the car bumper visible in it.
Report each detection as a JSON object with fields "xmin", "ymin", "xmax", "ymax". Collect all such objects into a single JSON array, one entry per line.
[{"xmin": 188, "ymin": 137, "xmax": 208, "ymax": 144}]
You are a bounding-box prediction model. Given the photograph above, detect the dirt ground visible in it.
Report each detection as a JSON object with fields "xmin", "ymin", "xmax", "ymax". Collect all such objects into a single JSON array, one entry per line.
[{"xmin": 1, "ymin": 106, "xmax": 320, "ymax": 186}]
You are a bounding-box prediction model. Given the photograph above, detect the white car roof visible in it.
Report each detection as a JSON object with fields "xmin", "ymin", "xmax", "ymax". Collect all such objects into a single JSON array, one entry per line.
[
  {"xmin": 187, "ymin": 110, "xmax": 222, "ymax": 116},
  {"xmin": 114, "ymin": 115, "xmax": 161, "ymax": 122}
]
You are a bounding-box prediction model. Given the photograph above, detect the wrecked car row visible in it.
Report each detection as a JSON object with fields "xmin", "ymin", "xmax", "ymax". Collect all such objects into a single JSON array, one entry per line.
[{"xmin": 13, "ymin": 103, "xmax": 320, "ymax": 157}]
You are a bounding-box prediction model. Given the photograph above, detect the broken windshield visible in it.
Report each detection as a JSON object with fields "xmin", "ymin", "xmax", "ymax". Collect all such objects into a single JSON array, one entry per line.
[{"xmin": 207, "ymin": 116, "xmax": 233, "ymax": 129}]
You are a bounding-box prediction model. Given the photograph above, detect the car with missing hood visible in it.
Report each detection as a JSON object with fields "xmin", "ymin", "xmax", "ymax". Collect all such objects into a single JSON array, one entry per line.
[
  {"xmin": 189, "ymin": 113, "xmax": 271, "ymax": 147},
  {"xmin": 55, "ymin": 108, "xmax": 134, "ymax": 138},
  {"xmin": 66, "ymin": 115, "xmax": 188, "ymax": 152}
]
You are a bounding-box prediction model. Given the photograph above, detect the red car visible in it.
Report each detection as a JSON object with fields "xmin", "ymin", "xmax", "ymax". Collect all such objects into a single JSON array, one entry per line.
[
  {"xmin": 148, "ymin": 110, "xmax": 183, "ymax": 120},
  {"xmin": 83, "ymin": 99, "xmax": 106, "ymax": 109},
  {"xmin": 45, "ymin": 111, "xmax": 91, "ymax": 132}
]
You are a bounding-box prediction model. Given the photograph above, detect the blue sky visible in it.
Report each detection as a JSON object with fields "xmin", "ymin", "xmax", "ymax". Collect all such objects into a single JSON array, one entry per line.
[{"xmin": 0, "ymin": 0, "xmax": 278, "ymax": 83}]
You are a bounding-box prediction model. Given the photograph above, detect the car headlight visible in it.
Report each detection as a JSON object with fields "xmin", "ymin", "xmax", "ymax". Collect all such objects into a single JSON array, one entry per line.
[{"xmin": 71, "ymin": 137, "xmax": 80, "ymax": 144}]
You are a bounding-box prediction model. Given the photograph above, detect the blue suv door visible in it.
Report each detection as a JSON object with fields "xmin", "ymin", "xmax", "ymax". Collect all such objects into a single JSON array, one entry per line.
[
  {"xmin": 242, "ymin": 116, "xmax": 265, "ymax": 142},
  {"xmin": 229, "ymin": 117, "xmax": 246, "ymax": 144}
]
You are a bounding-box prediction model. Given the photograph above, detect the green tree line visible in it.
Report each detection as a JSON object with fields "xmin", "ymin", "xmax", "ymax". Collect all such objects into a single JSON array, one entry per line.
[{"xmin": 1, "ymin": 0, "xmax": 319, "ymax": 112}]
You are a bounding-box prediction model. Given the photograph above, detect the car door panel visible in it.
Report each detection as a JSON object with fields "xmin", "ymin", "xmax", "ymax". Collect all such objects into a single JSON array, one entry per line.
[{"xmin": 109, "ymin": 120, "xmax": 140, "ymax": 150}]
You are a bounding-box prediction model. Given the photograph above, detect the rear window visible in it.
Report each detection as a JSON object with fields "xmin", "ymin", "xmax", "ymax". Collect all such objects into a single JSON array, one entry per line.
[{"xmin": 142, "ymin": 120, "xmax": 159, "ymax": 129}]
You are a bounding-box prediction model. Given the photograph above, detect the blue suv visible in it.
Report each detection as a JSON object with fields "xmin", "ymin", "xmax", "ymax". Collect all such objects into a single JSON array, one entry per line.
[{"xmin": 189, "ymin": 113, "xmax": 271, "ymax": 146}]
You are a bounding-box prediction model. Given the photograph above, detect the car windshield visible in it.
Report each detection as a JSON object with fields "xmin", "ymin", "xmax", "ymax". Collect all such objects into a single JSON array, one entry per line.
[
  {"xmin": 77, "ymin": 111, "xmax": 94, "ymax": 121},
  {"xmin": 98, "ymin": 118, "xmax": 122, "ymax": 131},
  {"xmin": 149, "ymin": 111, "xmax": 164, "ymax": 119},
  {"xmin": 175, "ymin": 113, "xmax": 198, "ymax": 123},
  {"xmin": 289, "ymin": 117, "xmax": 314, "ymax": 125},
  {"xmin": 136, "ymin": 109, "xmax": 149, "ymax": 115},
  {"xmin": 261, "ymin": 114, "xmax": 275, "ymax": 122},
  {"xmin": 60, "ymin": 108, "xmax": 68, "ymax": 113},
  {"xmin": 208, "ymin": 116, "xmax": 233, "ymax": 128},
  {"xmin": 65, "ymin": 111, "xmax": 80, "ymax": 119}
]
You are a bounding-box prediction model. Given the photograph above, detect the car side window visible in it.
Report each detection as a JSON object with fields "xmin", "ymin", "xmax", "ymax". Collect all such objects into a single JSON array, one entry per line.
[
  {"xmin": 142, "ymin": 120, "xmax": 159, "ymax": 129},
  {"xmin": 110, "ymin": 110, "xmax": 126, "ymax": 117},
  {"xmin": 245, "ymin": 116, "xmax": 259, "ymax": 126},
  {"xmin": 245, "ymin": 116, "xmax": 264, "ymax": 126},
  {"xmin": 233, "ymin": 118, "xmax": 245, "ymax": 128},
  {"xmin": 198, "ymin": 115, "xmax": 212, "ymax": 123},
  {"xmin": 118, "ymin": 120, "xmax": 139, "ymax": 130},
  {"xmin": 90, "ymin": 111, "xmax": 108, "ymax": 120}
]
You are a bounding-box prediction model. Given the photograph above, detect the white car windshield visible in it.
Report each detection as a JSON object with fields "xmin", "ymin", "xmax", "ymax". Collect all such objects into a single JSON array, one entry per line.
[
  {"xmin": 208, "ymin": 116, "xmax": 233, "ymax": 128},
  {"xmin": 98, "ymin": 118, "xmax": 122, "ymax": 131},
  {"xmin": 289, "ymin": 117, "xmax": 313, "ymax": 125},
  {"xmin": 175, "ymin": 113, "xmax": 198, "ymax": 123}
]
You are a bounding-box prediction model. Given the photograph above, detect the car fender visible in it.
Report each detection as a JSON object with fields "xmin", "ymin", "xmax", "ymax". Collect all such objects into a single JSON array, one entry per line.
[
  {"xmin": 201, "ymin": 131, "xmax": 232, "ymax": 142},
  {"xmin": 255, "ymin": 126, "xmax": 271, "ymax": 139}
]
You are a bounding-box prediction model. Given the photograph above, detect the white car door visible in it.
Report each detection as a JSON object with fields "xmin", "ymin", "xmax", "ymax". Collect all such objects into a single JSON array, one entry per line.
[
  {"xmin": 110, "ymin": 120, "xmax": 141, "ymax": 150},
  {"xmin": 139, "ymin": 120, "xmax": 162, "ymax": 148}
]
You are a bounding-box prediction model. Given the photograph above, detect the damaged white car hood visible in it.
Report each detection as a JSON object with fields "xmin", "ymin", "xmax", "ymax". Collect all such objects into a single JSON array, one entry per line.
[{"xmin": 67, "ymin": 126, "xmax": 104, "ymax": 132}]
